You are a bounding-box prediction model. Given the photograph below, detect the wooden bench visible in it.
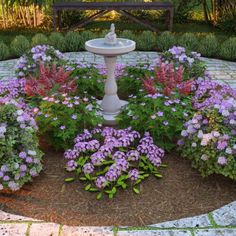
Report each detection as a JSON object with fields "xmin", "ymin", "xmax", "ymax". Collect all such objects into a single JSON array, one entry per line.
[{"xmin": 52, "ymin": 1, "xmax": 174, "ymax": 32}]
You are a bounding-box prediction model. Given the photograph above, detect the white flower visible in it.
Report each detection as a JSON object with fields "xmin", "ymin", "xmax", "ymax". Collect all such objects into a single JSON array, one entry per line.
[
  {"xmin": 28, "ymin": 150, "xmax": 36, "ymax": 156},
  {"xmin": 222, "ymin": 110, "xmax": 230, "ymax": 117},
  {"xmin": 201, "ymin": 154, "xmax": 208, "ymax": 161},
  {"xmin": 16, "ymin": 109, "xmax": 24, "ymax": 116},
  {"xmin": 225, "ymin": 148, "xmax": 232, "ymax": 154},
  {"xmin": 192, "ymin": 142, "xmax": 197, "ymax": 147},
  {"xmin": 212, "ymin": 131, "xmax": 220, "ymax": 137},
  {"xmin": 197, "ymin": 130, "xmax": 204, "ymax": 139},
  {"xmin": 230, "ymin": 119, "xmax": 236, "ymax": 125}
]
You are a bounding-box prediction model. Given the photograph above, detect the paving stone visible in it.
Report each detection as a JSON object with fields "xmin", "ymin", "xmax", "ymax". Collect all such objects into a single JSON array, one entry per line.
[
  {"xmin": 61, "ymin": 226, "xmax": 114, "ymax": 236},
  {"xmin": 149, "ymin": 214, "xmax": 211, "ymax": 228},
  {"xmin": 29, "ymin": 223, "xmax": 59, "ymax": 236},
  {"xmin": 0, "ymin": 223, "xmax": 28, "ymax": 236},
  {"xmin": 117, "ymin": 230, "xmax": 192, "ymax": 236},
  {"xmin": 212, "ymin": 201, "xmax": 236, "ymax": 226},
  {"xmin": 0, "ymin": 210, "xmax": 42, "ymax": 222},
  {"xmin": 195, "ymin": 229, "xmax": 236, "ymax": 236}
]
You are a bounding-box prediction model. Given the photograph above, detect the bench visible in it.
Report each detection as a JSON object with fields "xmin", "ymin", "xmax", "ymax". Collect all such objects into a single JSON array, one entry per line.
[{"xmin": 52, "ymin": 1, "xmax": 174, "ymax": 32}]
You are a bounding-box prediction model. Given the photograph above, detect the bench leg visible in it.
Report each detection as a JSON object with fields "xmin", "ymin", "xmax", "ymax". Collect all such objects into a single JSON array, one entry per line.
[{"xmin": 169, "ymin": 8, "xmax": 174, "ymax": 31}]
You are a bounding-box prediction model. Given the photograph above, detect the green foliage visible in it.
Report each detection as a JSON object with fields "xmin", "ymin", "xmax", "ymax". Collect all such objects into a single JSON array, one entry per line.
[
  {"xmin": 156, "ymin": 31, "xmax": 176, "ymax": 51},
  {"xmin": 118, "ymin": 92, "xmax": 192, "ymax": 151},
  {"xmin": 70, "ymin": 63, "xmax": 104, "ymax": 99},
  {"xmin": 10, "ymin": 35, "xmax": 30, "ymax": 57},
  {"xmin": 79, "ymin": 31, "xmax": 96, "ymax": 50},
  {"xmin": 65, "ymin": 31, "xmax": 81, "ymax": 52},
  {"xmin": 198, "ymin": 34, "xmax": 218, "ymax": 57},
  {"xmin": 170, "ymin": 0, "xmax": 202, "ymax": 23},
  {"xmin": 218, "ymin": 0, "xmax": 236, "ymax": 33},
  {"xmin": 49, "ymin": 32, "xmax": 66, "ymax": 52},
  {"xmin": 0, "ymin": 41, "xmax": 10, "ymax": 60},
  {"xmin": 31, "ymin": 33, "xmax": 48, "ymax": 46},
  {"xmin": 36, "ymin": 94, "xmax": 103, "ymax": 150},
  {"xmin": 219, "ymin": 37, "xmax": 236, "ymax": 61},
  {"xmin": 120, "ymin": 30, "xmax": 136, "ymax": 41},
  {"xmin": 136, "ymin": 31, "xmax": 157, "ymax": 51},
  {"xmin": 178, "ymin": 33, "xmax": 199, "ymax": 51}
]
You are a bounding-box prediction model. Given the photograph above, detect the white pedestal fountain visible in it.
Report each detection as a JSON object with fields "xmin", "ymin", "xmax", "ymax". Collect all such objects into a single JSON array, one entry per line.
[{"xmin": 85, "ymin": 24, "xmax": 136, "ymax": 124}]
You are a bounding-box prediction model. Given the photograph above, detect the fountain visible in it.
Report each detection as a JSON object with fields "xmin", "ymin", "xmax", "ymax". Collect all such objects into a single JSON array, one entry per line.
[{"xmin": 85, "ymin": 24, "xmax": 136, "ymax": 124}]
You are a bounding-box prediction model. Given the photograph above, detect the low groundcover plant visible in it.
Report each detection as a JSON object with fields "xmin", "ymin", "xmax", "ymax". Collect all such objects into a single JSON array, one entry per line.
[{"xmin": 64, "ymin": 127, "xmax": 165, "ymax": 199}]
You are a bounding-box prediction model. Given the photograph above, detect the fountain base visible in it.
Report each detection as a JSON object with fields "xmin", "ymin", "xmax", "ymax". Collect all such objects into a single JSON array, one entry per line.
[{"xmin": 97, "ymin": 100, "xmax": 128, "ymax": 125}]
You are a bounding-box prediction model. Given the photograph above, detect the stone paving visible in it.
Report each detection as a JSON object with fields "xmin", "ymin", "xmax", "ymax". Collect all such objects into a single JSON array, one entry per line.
[
  {"xmin": 0, "ymin": 52, "xmax": 236, "ymax": 89},
  {"xmin": 0, "ymin": 52, "xmax": 236, "ymax": 235},
  {"xmin": 1, "ymin": 202, "xmax": 236, "ymax": 235}
]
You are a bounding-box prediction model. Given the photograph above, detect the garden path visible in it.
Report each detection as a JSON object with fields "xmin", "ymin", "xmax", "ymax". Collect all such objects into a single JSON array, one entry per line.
[
  {"xmin": 0, "ymin": 52, "xmax": 236, "ymax": 235},
  {"xmin": 0, "ymin": 52, "xmax": 236, "ymax": 89},
  {"xmin": 1, "ymin": 201, "xmax": 236, "ymax": 235}
]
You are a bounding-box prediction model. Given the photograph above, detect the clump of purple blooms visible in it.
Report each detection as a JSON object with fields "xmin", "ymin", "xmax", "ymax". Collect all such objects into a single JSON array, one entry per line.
[
  {"xmin": 0, "ymin": 100, "xmax": 43, "ymax": 191},
  {"xmin": 179, "ymin": 79, "xmax": 236, "ymax": 179},
  {"xmin": 64, "ymin": 127, "xmax": 165, "ymax": 198},
  {"xmin": 16, "ymin": 45, "xmax": 65, "ymax": 77}
]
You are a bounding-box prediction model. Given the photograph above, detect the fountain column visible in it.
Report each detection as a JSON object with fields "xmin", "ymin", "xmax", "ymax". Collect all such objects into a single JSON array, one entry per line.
[{"xmin": 101, "ymin": 56, "xmax": 121, "ymax": 115}]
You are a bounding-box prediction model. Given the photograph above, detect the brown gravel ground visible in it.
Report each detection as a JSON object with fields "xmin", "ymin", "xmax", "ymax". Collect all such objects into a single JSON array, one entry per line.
[{"xmin": 1, "ymin": 146, "xmax": 236, "ymax": 226}]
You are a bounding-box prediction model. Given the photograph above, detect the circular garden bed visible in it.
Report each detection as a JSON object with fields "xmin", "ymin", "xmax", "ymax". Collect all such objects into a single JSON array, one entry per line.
[{"xmin": 0, "ymin": 45, "xmax": 236, "ymax": 226}]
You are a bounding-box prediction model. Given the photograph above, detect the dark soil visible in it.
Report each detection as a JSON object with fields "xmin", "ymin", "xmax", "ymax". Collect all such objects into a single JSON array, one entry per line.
[{"xmin": 1, "ymin": 146, "xmax": 236, "ymax": 227}]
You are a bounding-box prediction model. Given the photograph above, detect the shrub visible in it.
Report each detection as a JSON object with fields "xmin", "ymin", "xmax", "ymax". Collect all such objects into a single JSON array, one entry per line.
[
  {"xmin": 178, "ymin": 33, "xmax": 199, "ymax": 51},
  {"xmin": 11, "ymin": 35, "xmax": 30, "ymax": 57},
  {"xmin": 120, "ymin": 30, "xmax": 136, "ymax": 41},
  {"xmin": 0, "ymin": 42, "xmax": 9, "ymax": 60},
  {"xmin": 64, "ymin": 127, "xmax": 165, "ymax": 199},
  {"xmin": 31, "ymin": 33, "xmax": 48, "ymax": 46},
  {"xmin": 136, "ymin": 31, "xmax": 156, "ymax": 51},
  {"xmin": 198, "ymin": 35, "xmax": 218, "ymax": 58},
  {"xmin": 161, "ymin": 46, "xmax": 206, "ymax": 80},
  {"xmin": 219, "ymin": 37, "xmax": 236, "ymax": 61},
  {"xmin": 156, "ymin": 31, "xmax": 175, "ymax": 52},
  {"xmin": 49, "ymin": 32, "xmax": 66, "ymax": 52},
  {"xmin": 15, "ymin": 45, "xmax": 65, "ymax": 78},
  {"xmin": 36, "ymin": 94, "xmax": 103, "ymax": 149},
  {"xmin": 79, "ymin": 31, "xmax": 96, "ymax": 50},
  {"xmin": 0, "ymin": 100, "xmax": 43, "ymax": 191},
  {"xmin": 65, "ymin": 31, "xmax": 81, "ymax": 52}
]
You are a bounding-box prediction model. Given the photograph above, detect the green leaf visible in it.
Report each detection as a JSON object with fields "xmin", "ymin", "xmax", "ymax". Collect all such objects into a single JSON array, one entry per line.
[
  {"xmin": 85, "ymin": 174, "xmax": 91, "ymax": 180},
  {"xmin": 109, "ymin": 193, "xmax": 114, "ymax": 199},
  {"xmin": 155, "ymin": 174, "xmax": 163, "ymax": 178},
  {"xmin": 96, "ymin": 192, "xmax": 103, "ymax": 200},
  {"xmin": 89, "ymin": 187, "xmax": 99, "ymax": 192},
  {"xmin": 133, "ymin": 187, "xmax": 140, "ymax": 194},
  {"xmin": 85, "ymin": 184, "xmax": 91, "ymax": 191},
  {"xmin": 111, "ymin": 187, "xmax": 117, "ymax": 194},
  {"xmin": 64, "ymin": 178, "xmax": 74, "ymax": 183},
  {"xmin": 121, "ymin": 183, "xmax": 127, "ymax": 189},
  {"xmin": 80, "ymin": 177, "xmax": 87, "ymax": 181}
]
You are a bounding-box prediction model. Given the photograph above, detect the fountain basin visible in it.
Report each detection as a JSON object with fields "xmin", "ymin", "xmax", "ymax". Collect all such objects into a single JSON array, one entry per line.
[{"xmin": 85, "ymin": 38, "xmax": 135, "ymax": 56}]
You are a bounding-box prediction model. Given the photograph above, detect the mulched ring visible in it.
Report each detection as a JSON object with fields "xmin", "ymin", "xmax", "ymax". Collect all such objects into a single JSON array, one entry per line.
[{"xmin": 0, "ymin": 145, "xmax": 236, "ymax": 226}]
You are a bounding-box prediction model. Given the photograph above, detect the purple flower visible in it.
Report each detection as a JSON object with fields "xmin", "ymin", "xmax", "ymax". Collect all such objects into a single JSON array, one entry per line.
[
  {"xmin": 60, "ymin": 125, "xmax": 66, "ymax": 130},
  {"xmin": 163, "ymin": 121, "xmax": 169, "ymax": 126},
  {"xmin": 217, "ymin": 156, "xmax": 227, "ymax": 165},
  {"xmin": 128, "ymin": 169, "xmax": 139, "ymax": 181},
  {"xmin": 126, "ymin": 150, "xmax": 140, "ymax": 161},
  {"xmin": 95, "ymin": 176, "xmax": 108, "ymax": 189},
  {"xmin": 157, "ymin": 111, "xmax": 164, "ymax": 117},
  {"xmin": 83, "ymin": 163, "xmax": 94, "ymax": 174}
]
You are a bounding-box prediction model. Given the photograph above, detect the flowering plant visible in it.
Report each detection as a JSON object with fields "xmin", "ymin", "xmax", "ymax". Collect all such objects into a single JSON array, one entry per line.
[
  {"xmin": 25, "ymin": 63, "xmax": 77, "ymax": 97},
  {"xmin": 118, "ymin": 91, "xmax": 192, "ymax": 151},
  {"xmin": 0, "ymin": 100, "xmax": 43, "ymax": 191},
  {"xmin": 160, "ymin": 46, "xmax": 206, "ymax": 80},
  {"xmin": 36, "ymin": 94, "xmax": 103, "ymax": 150},
  {"xmin": 178, "ymin": 93, "xmax": 236, "ymax": 179},
  {"xmin": 16, "ymin": 45, "xmax": 65, "ymax": 78},
  {"xmin": 177, "ymin": 77, "xmax": 236, "ymax": 179},
  {"xmin": 143, "ymin": 62, "xmax": 193, "ymax": 96},
  {"xmin": 64, "ymin": 127, "xmax": 165, "ymax": 199}
]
